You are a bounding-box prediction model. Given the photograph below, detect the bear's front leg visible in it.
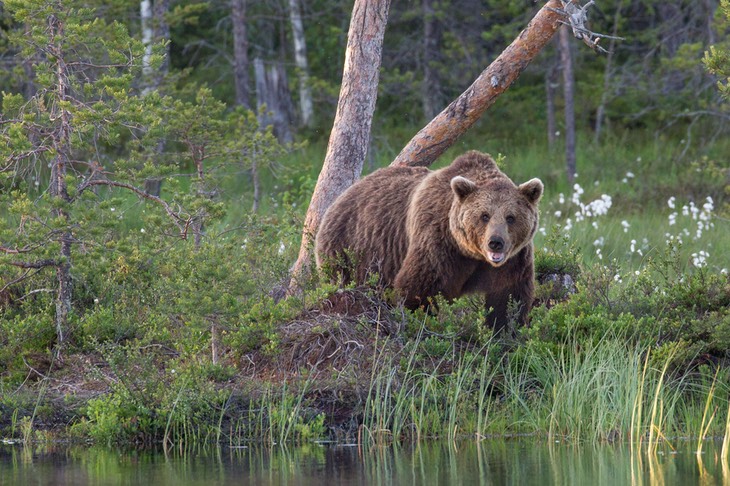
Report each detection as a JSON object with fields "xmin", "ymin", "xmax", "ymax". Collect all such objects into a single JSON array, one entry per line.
[
  {"xmin": 393, "ymin": 250, "xmax": 445, "ymax": 311},
  {"xmin": 485, "ymin": 264, "xmax": 535, "ymax": 334}
]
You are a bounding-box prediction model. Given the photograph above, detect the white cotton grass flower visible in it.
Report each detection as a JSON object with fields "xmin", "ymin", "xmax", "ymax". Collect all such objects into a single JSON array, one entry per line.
[
  {"xmin": 571, "ymin": 184, "xmax": 584, "ymax": 205},
  {"xmin": 691, "ymin": 250, "xmax": 709, "ymax": 268},
  {"xmin": 621, "ymin": 220, "xmax": 630, "ymax": 233}
]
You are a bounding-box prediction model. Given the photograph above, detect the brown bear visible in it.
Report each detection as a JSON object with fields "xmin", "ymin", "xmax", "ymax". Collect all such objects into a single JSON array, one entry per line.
[{"xmin": 315, "ymin": 150, "xmax": 543, "ymax": 332}]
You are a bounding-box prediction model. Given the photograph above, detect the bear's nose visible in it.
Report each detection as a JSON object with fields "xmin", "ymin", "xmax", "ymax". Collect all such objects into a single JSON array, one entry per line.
[{"xmin": 488, "ymin": 237, "xmax": 504, "ymax": 252}]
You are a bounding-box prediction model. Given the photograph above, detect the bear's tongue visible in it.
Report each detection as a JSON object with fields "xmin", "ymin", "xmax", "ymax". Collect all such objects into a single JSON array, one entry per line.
[{"xmin": 488, "ymin": 252, "xmax": 505, "ymax": 263}]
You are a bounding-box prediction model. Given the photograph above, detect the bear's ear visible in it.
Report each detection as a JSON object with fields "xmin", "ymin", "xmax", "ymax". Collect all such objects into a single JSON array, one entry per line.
[
  {"xmin": 451, "ymin": 176, "xmax": 477, "ymax": 201},
  {"xmin": 519, "ymin": 178, "xmax": 544, "ymax": 204}
]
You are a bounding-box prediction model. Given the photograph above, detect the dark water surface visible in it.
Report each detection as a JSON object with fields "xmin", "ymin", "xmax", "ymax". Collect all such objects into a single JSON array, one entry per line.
[{"xmin": 1, "ymin": 440, "xmax": 728, "ymax": 485}]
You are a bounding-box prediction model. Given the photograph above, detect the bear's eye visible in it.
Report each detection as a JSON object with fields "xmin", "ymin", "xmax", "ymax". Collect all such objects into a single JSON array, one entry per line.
[
  {"xmin": 481, "ymin": 213, "xmax": 490, "ymax": 223},
  {"xmin": 506, "ymin": 215, "xmax": 516, "ymax": 225}
]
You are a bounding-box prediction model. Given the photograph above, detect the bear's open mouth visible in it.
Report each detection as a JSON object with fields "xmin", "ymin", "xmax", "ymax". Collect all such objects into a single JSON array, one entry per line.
[{"xmin": 487, "ymin": 252, "xmax": 505, "ymax": 263}]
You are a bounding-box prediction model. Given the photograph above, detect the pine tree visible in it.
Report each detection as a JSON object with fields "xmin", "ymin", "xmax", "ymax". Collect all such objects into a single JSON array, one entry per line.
[{"xmin": 0, "ymin": 0, "xmax": 284, "ymax": 356}]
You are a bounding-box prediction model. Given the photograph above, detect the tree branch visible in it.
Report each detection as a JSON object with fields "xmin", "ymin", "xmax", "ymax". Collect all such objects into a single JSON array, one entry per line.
[
  {"xmin": 551, "ymin": 0, "xmax": 624, "ymax": 53},
  {"xmin": 391, "ymin": 0, "xmax": 565, "ymax": 168},
  {"xmin": 81, "ymin": 179, "xmax": 193, "ymax": 239},
  {"xmin": 0, "ymin": 267, "xmax": 45, "ymax": 294},
  {"xmin": 8, "ymin": 259, "xmax": 58, "ymax": 269}
]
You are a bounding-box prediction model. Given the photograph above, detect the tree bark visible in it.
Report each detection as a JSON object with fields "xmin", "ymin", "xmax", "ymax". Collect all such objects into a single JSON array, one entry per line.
[
  {"xmin": 231, "ymin": 0, "xmax": 251, "ymax": 109},
  {"xmin": 546, "ymin": 57, "xmax": 559, "ymax": 149},
  {"xmin": 289, "ymin": 0, "xmax": 314, "ymax": 127},
  {"xmin": 593, "ymin": 0, "xmax": 622, "ymax": 144},
  {"xmin": 49, "ymin": 14, "xmax": 73, "ymax": 352},
  {"xmin": 22, "ymin": 23, "xmax": 36, "ymax": 100},
  {"xmin": 559, "ymin": 25, "xmax": 576, "ymax": 183},
  {"xmin": 421, "ymin": 0, "xmax": 441, "ymax": 121},
  {"xmin": 288, "ymin": 0, "xmax": 391, "ymax": 289},
  {"xmin": 254, "ymin": 58, "xmax": 294, "ymax": 144},
  {"xmin": 391, "ymin": 0, "xmax": 564, "ymax": 168},
  {"xmin": 153, "ymin": 0, "xmax": 171, "ymax": 76},
  {"xmin": 141, "ymin": 0, "xmax": 154, "ymax": 95},
  {"xmin": 143, "ymin": 0, "xmax": 170, "ymax": 197}
]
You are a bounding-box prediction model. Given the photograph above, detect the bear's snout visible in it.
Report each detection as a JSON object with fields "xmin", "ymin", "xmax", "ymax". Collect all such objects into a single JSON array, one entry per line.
[
  {"xmin": 486, "ymin": 235, "xmax": 508, "ymax": 265},
  {"xmin": 488, "ymin": 236, "xmax": 504, "ymax": 252}
]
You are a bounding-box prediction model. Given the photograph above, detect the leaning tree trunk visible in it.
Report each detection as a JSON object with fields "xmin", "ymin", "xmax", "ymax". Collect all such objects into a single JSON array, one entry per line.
[
  {"xmin": 559, "ymin": 24, "xmax": 577, "ymax": 183},
  {"xmin": 390, "ymin": 0, "xmax": 564, "ymax": 168},
  {"xmin": 287, "ymin": 0, "xmax": 570, "ymax": 289},
  {"xmin": 288, "ymin": 0, "xmax": 391, "ymax": 290}
]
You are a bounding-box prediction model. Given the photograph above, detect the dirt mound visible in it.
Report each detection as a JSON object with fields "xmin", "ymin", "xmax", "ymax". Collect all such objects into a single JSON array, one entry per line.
[{"xmin": 270, "ymin": 288, "xmax": 404, "ymax": 375}]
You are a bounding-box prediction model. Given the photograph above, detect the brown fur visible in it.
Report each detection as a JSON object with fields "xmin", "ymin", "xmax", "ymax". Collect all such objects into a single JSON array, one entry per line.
[{"xmin": 315, "ymin": 151, "xmax": 543, "ymax": 332}]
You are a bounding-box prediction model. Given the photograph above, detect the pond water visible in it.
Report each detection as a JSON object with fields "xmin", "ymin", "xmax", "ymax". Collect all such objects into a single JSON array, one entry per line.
[{"xmin": 1, "ymin": 439, "xmax": 728, "ymax": 485}]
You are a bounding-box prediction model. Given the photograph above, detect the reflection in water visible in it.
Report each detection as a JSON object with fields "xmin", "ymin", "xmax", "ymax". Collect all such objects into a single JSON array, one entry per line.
[{"xmin": 0, "ymin": 440, "xmax": 728, "ymax": 485}]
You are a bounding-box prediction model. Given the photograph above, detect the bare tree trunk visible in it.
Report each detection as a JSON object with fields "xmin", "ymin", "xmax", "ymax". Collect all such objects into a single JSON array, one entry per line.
[
  {"xmin": 49, "ymin": 14, "xmax": 73, "ymax": 352},
  {"xmin": 153, "ymin": 0, "xmax": 171, "ymax": 76},
  {"xmin": 254, "ymin": 58, "xmax": 294, "ymax": 144},
  {"xmin": 289, "ymin": 0, "xmax": 314, "ymax": 127},
  {"xmin": 594, "ymin": 0, "xmax": 622, "ymax": 144},
  {"xmin": 391, "ymin": 0, "xmax": 564, "ymax": 168},
  {"xmin": 251, "ymin": 158, "xmax": 261, "ymax": 213},
  {"xmin": 288, "ymin": 0, "xmax": 391, "ymax": 289},
  {"xmin": 559, "ymin": 25, "xmax": 576, "ymax": 183},
  {"xmin": 546, "ymin": 58, "xmax": 559, "ymax": 149},
  {"xmin": 22, "ymin": 23, "xmax": 36, "ymax": 99},
  {"xmin": 141, "ymin": 0, "xmax": 154, "ymax": 95},
  {"xmin": 421, "ymin": 0, "xmax": 441, "ymax": 121},
  {"xmin": 702, "ymin": 0, "xmax": 716, "ymax": 45},
  {"xmin": 231, "ymin": 0, "xmax": 251, "ymax": 109},
  {"xmin": 143, "ymin": 0, "xmax": 170, "ymax": 197}
]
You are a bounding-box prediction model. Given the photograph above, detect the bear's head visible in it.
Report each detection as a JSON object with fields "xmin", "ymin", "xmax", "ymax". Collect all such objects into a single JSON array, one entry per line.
[{"xmin": 448, "ymin": 174, "xmax": 543, "ymax": 267}]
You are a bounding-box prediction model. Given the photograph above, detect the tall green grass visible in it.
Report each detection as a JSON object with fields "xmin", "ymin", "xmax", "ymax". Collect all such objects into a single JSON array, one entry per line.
[
  {"xmin": 361, "ymin": 324, "xmax": 499, "ymax": 445},
  {"xmin": 358, "ymin": 330, "xmax": 729, "ymax": 448}
]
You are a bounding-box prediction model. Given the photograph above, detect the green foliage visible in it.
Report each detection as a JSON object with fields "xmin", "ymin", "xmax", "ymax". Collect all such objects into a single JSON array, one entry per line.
[
  {"xmin": 3, "ymin": 0, "xmax": 730, "ymax": 448},
  {"xmin": 704, "ymin": 0, "xmax": 730, "ymax": 101}
]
